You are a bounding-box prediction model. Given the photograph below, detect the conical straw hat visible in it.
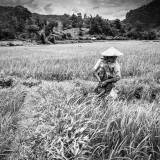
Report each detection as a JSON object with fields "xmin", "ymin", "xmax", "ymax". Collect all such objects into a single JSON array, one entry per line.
[{"xmin": 101, "ymin": 47, "xmax": 123, "ymax": 57}]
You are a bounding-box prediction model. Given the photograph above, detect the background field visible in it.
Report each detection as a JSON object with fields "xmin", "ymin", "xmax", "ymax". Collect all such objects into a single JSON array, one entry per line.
[
  {"xmin": 0, "ymin": 41, "xmax": 160, "ymax": 160},
  {"xmin": 1, "ymin": 40, "xmax": 160, "ymax": 80}
]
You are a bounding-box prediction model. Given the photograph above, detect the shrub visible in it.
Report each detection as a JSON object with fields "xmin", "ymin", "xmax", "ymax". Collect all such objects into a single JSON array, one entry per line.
[
  {"xmin": 0, "ymin": 88, "xmax": 27, "ymax": 160},
  {"xmin": 0, "ymin": 29, "xmax": 16, "ymax": 40},
  {"xmin": 148, "ymin": 31, "xmax": 157, "ymax": 40},
  {"xmin": 126, "ymin": 30, "xmax": 158, "ymax": 40}
]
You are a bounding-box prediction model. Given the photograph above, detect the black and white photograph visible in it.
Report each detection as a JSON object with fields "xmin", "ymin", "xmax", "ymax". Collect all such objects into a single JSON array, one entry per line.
[{"xmin": 0, "ymin": 0, "xmax": 160, "ymax": 159}]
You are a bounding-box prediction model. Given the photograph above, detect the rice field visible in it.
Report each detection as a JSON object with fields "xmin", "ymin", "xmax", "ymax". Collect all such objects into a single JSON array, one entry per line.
[
  {"xmin": 1, "ymin": 40, "xmax": 160, "ymax": 80},
  {"xmin": 0, "ymin": 40, "xmax": 160, "ymax": 160}
]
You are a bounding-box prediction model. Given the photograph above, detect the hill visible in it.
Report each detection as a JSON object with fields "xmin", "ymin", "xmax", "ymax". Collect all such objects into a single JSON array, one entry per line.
[
  {"xmin": 0, "ymin": 5, "xmax": 67, "ymax": 25},
  {"xmin": 0, "ymin": 5, "xmax": 72, "ymax": 42},
  {"xmin": 0, "ymin": 5, "xmax": 66, "ymax": 31},
  {"xmin": 125, "ymin": 0, "xmax": 160, "ymax": 29},
  {"xmin": 0, "ymin": 5, "xmax": 32, "ymax": 39},
  {"xmin": 32, "ymin": 13, "xmax": 70, "ymax": 24},
  {"xmin": 0, "ymin": 5, "xmax": 31, "ymax": 31},
  {"xmin": 0, "ymin": 5, "xmax": 32, "ymax": 22},
  {"xmin": 0, "ymin": 4, "xmax": 159, "ymax": 42}
]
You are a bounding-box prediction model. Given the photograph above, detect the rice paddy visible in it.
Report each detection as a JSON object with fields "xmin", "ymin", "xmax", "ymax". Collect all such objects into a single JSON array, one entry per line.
[{"xmin": 0, "ymin": 40, "xmax": 160, "ymax": 160}]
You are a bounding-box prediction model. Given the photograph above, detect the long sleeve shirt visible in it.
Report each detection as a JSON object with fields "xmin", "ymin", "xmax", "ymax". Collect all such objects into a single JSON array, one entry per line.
[{"xmin": 93, "ymin": 58, "xmax": 121, "ymax": 82}]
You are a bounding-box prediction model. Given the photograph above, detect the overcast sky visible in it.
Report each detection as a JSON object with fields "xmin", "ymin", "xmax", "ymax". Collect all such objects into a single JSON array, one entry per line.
[{"xmin": 0, "ymin": 0, "xmax": 152, "ymax": 19}]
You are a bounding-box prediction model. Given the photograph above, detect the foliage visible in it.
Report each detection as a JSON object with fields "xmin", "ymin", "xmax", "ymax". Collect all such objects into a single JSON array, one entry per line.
[
  {"xmin": 126, "ymin": 0, "xmax": 160, "ymax": 29},
  {"xmin": 0, "ymin": 41, "xmax": 160, "ymax": 159},
  {"xmin": 26, "ymin": 25, "xmax": 40, "ymax": 33},
  {"xmin": 126, "ymin": 29, "xmax": 157, "ymax": 40},
  {"xmin": 45, "ymin": 21, "xmax": 58, "ymax": 36},
  {"xmin": 0, "ymin": 29, "xmax": 16, "ymax": 40},
  {"xmin": 0, "ymin": 4, "xmax": 159, "ymax": 41},
  {"xmin": 0, "ymin": 5, "xmax": 32, "ymax": 36},
  {"xmin": 1, "ymin": 80, "xmax": 160, "ymax": 159},
  {"xmin": 0, "ymin": 41, "xmax": 160, "ymax": 81},
  {"xmin": 70, "ymin": 13, "xmax": 80, "ymax": 28},
  {"xmin": 89, "ymin": 15, "xmax": 113, "ymax": 36},
  {"xmin": 0, "ymin": 88, "xmax": 27, "ymax": 160}
]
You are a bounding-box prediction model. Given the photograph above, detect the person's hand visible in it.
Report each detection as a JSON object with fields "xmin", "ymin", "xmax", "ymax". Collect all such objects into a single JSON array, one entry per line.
[
  {"xmin": 102, "ymin": 80, "xmax": 109, "ymax": 87},
  {"xmin": 98, "ymin": 81, "xmax": 103, "ymax": 87},
  {"xmin": 101, "ymin": 82, "xmax": 106, "ymax": 87}
]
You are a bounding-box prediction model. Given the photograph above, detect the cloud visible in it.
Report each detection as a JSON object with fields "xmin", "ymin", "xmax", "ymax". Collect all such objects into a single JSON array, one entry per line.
[
  {"xmin": 0, "ymin": 0, "xmax": 153, "ymax": 19},
  {"xmin": 90, "ymin": 0, "xmax": 152, "ymax": 7},
  {"xmin": 44, "ymin": 3, "xmax": 53, "ymax": 14},
  {"xmin": 0, "ymin": 0, "xmax": 35, "ymax": 6},
  {"xmin": 93, "ymin": 6, "xmax": 99, "ymax": 10}
]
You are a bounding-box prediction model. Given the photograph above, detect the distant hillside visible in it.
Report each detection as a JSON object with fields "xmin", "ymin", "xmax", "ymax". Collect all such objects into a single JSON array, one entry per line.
[
  {"xmin": 125, "ymin": 0, "xmax": 160, "ymax": 29},
  {"xmin": 0, "ymin": 5, "xmax": 68, "ymax": 29},
  {"xmin": 32, "ymin": 13, "xmax": 70, "ymax": 24},
  {"xmin": 0, "ymin": 5, "xmax": 32, "ymax": 20},
  {"xmin": 0, "ymin": 5, "xmax": 32, "ymax": 29},
  {"xmin": 0, "ymin": 5, "xmax": 71, "ymax": 41},
  {"xmin": 0, "ymin": 4, "xmax": 159, "ymax": 42}
]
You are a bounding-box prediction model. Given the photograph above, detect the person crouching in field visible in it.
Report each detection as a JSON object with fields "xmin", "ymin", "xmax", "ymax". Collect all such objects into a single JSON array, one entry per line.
[{"xmin": 93, "ymin": 47, "xmax": 123, "ymax": 99}]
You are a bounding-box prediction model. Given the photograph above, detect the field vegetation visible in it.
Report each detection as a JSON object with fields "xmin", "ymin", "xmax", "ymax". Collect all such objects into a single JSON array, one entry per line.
[
  {"xmin": 0, "ymin": 41, "xmax": 160, "ymax": 159},
  {"xmin": 1, "ymin": 41, "xmax": 160, "ymax": 81},
  {"xmin": 1, "ymin": 3, "xmax": 160, "ymax": 44}
]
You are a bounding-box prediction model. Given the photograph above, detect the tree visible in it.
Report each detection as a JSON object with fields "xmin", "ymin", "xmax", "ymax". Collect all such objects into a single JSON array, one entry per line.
[
  {"xmin": 135, "ymin": 21, "xmax": 143, "ymax": 32},
  {"xmin": 0, "ymin": 29, "xmax": 16, "ymax": 40},
  {"xmin": 16, "ymin": 22, "xmax": 25, "ymax": 33},
  {"xmin": 113, "ymin": 19, "xmax": 122, "ymax": 30},
  {"xmin": 89, "ymin": 15, "xmax": 102, "ymax": 34},
  {"xmin": 14, "ymin": 6, "xmax": 32, "ymax": 22},
  {"xmin": 45, "ymin": 21, "xmax": 58, "ymax": 36},
  {"xmin": 77, "ymin": 13, "xmax": 83, "ymax": 29},
  {"xmin": 27, "ymin": 21, "xmax": 58, "ymax": 44},
  {"xmin": 89, "ymin": 15, "xmax": 113, "ymax": 36},
  {"xmin": 27, "ymin": 25, "xmax": 39, "ymax": 33},
  {"xmin": 62, "ymin": 19, "xmax": 72, "ymax": 29},
  {"xmin": 0, "ymin": 27, "xmax": 3, "ymax": 40},
  {"xmin": 148, "ymin": 31, "xmax": 157, "ymax": 40},
  {"xmin": 70, "ymin": 14, "xmax": 78, "ymax": 28}
]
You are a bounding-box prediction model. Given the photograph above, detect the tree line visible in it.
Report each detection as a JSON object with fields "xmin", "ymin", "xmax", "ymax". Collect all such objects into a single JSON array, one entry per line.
[{"xmin": 0, "ymin": 5, "xmax": 159, "ymax": 43}]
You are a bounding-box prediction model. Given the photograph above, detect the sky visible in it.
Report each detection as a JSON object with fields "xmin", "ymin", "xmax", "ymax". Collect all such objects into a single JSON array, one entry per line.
[{"xmin": 0, "ymin": 0, "xmax": 153, "ymax": 20}]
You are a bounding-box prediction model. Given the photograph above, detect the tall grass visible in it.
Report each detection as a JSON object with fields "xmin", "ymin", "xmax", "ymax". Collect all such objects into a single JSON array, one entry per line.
[
  {"xmin": 0, "ymin": 87, "xmax": 27, "ymax": 160},
  {"xmin": 13, "ymin": 83, "xmax": 160, "ymax": 160},
  {"xmin": 0, "ymin": 41, "xmax": 160, "ymax": 159},
  {"xmin": 0, "ymin": 41, "xmax": 160, "ymax": 81}
]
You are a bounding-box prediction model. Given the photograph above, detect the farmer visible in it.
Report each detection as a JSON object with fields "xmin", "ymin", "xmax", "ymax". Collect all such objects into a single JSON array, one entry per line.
[{"xmin": 93, "ymin": 47, "xmax": 123, "ymax": 99}]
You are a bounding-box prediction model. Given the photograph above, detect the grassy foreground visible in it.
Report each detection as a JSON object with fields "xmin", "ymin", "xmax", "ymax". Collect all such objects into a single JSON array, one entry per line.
[{"xmin": 0, "ymin": 41, "xmax": 160, "ymax": 159}]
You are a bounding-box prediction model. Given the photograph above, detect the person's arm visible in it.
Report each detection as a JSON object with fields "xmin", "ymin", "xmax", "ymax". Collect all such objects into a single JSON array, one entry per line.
[
  {"xmin": 93, "ymin": 71, "xmax": 101, "ymax": 82},
  {"xmin": 92, "ymin": 59, "xmax": 102, "ymax": 83},
  {"xmin": 101, "ymin": 76, "xmax": 120, "ymax": 86},
  {"xmin": 102, "ymin": 62, "xmax": 121, "ymax": 86}
]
